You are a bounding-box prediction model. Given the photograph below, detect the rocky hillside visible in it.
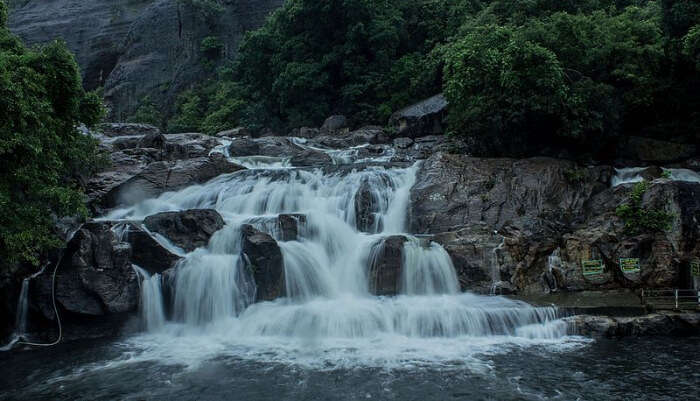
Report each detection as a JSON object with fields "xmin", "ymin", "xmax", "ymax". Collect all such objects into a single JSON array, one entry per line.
[{"xmin": 8, "ymin": 0, "xmax": 283, "ymax": 120}]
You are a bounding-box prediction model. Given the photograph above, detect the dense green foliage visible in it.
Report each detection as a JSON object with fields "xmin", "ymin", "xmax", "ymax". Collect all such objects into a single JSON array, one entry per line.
[
  {"xmin": 615, "ymin": 181, "xmax": 674, "ymax": 234},
  {"xmin": 0, "ymin": 0, "xmax": 104, "ymax": 267},
  {"xmin": 168, "ymin": 0, "xmax": 698, "ymax": 159}
]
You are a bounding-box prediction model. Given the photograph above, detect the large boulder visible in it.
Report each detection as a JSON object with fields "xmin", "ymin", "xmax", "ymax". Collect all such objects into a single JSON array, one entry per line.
[
  {"xmin": 144, "ymin": 209, "xmax": 225, "ymax": 252},
  {"xmin": 320, "ymin": 115, "xmax": 349, "ymax": 134},
  {"xmin": 241, "ymin": 225, "xmax": 285, "ymax": 301},
  {"xmin": 389, "ymin": 94, "xmax": 447, "ymax": 138},
  {"xmin": 289, "ymin": 149, "xmax": 333, "ymax": 167},
  {"xmin": 228, "ymin": 137, "xmax": 303, "ymax": 158},
  {"xmin": 101, "ymin": 154, "xmax": 244, "ymax": 208},
  {"xmin": 368, "ymin": 236, "xmax": 407, "ymax": 296},
  {"xmin": 34, "ymin": 222, "xmax": 139, "ymax": 318}
]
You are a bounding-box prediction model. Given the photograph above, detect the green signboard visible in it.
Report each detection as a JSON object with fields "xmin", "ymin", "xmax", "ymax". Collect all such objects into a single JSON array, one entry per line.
[
  {"xmin": 582, "ymin": 260, "xmax": 604, "ymax": 276},
  {"xmin": 620, "ymin": 258, "xmax": 641, "ymax": 274},
  {"xmin": 692, "ymin": 259, "xmax": 700, "ymax": 277}
]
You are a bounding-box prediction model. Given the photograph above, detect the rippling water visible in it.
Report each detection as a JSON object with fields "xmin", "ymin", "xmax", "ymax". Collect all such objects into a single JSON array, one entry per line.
[{"xmin": 0, "ymin": 336, "xmax": 697, "ymax": 400}]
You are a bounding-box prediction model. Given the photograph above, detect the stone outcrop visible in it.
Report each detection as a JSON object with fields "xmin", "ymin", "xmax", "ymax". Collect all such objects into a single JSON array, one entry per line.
[
  {"xmin": 241, "ymin": 224, "xmax": 285, "ymax": 301},
  {"xmin": 411, "ymin": 152, "xmax": 700, "ymax": 295},
  {"xmin": 389, "ymin": 94, "xmax": 447, "ymax": 138},
  {"xmin": 320, "ymin": 115, "xmax": 349, "ymax": 134},
  {"xmin": 9, "ymin": 0, "xmax": 284, "ymax": 120},
  {"xmin": 144, "ymin": 209, "xmax": 225, "ymax": 252},
  {"xmin": 368, "ymin": 236, "xmax": 408, "ymax": 296}
]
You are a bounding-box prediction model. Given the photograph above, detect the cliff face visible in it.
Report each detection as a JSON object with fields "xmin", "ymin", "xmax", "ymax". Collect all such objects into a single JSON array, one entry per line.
[{"xmin": 8, "ymin": 0, "xmax": 283, "ymax": 120}]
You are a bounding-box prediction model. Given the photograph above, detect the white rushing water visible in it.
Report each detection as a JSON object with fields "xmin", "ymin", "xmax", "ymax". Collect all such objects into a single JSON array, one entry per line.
[
  {"xmin": 76, "ymin": 137, "xmax": 582, "ymax": 368},
  {"xmin": 611, "ymin": 167, "xmax": 700, "ymax": 186}
]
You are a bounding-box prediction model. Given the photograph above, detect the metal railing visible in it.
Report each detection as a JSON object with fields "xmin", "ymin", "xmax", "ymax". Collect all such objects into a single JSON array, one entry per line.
[{"xmin": 641, "ymin": 288, "xmax": 700, "ymax": 310}]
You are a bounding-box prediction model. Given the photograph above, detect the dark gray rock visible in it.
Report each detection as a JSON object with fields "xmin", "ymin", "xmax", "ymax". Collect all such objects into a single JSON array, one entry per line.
[
  {"xmin": 320, "ymin": 115, "xmax": 348, "ymax": 134},
  {"xmin": 102, "ymin": 154, "xmax": 244, "ymax": 208},
  {"xmin": 289, "ymin": 149, "xmax": 333, "ymax": 167},
  {"xmin": 278, "ymin": 214, "xmax": 307, "ymax": 242},
  {"xmin": 241, "ymin": 225, "xmax": 284, "ymax": 301},
  {"xmin": 619, "ymin": 136, "xmax": 697, "ymax": 163},
  {"xmin": 228, "ymin": 137, "xmax": 303, "ymax": 158},
  {"xmin": 368, "ymin": 236, "xmax": 407, "ymax": 296},
  {"xmin": 568, "ymin": 313, "xmax": 700, "ymax": 337},
  {"xmin": 355, "ymin": 181, "xmax": 379, "ymax": 233},
  {"xmin": 144, "ymin": 209, "xmax": 225, "ymax": 252},
  {"xmin": 34, "ymin": 222, "xmax": 139, "ymax": 318},
  {"xmin": 389, "ymin": 94, "xmax": 447, "ymax": 138}
]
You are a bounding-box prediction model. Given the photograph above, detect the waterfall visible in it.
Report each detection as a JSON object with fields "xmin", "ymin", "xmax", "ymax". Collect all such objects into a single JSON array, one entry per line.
[
  {"xmin": 401, "ymin": 238, "xmax": 459, "ymax": 295},
  {"xmin": 95, "ymin": 139, "xmax": 571, "ymax": 366},
  {"xmin": 489, "ymin": 236, "xmax": 506, "ymax": 295},
  {"xmin": 133, "ymin": 266, "xmax": 166, "ymax": 331}
]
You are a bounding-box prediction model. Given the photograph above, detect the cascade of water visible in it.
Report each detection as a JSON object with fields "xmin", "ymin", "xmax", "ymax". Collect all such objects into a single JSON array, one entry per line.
[
  {"xmin": 401, "ymin": 238, "xmax": 459, "ymax": 295},
  {"xmin": 93, "ymin": 140, "xmax": 572, "ymax": 360},
  {"xmin": 489, "ymin": 236, "xmax": 506, "ymax": 295},
  {"xmin": 544, "ymin": 248, "xmax": 562, "ymax": 293},
  {"xmin": 133, "ymin": 266, "xmax": 166, "ymax": 331},
  {"xmin": 1, "ymin": 266, "xmax": 48, "ymax": 350}
]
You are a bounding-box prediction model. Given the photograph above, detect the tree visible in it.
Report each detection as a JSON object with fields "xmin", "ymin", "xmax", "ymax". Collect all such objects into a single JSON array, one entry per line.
[
  {"xmin": 443, "ymin": 26, "xmax": 569, "ymax": 155},
  {"xmin": 0, "ymin": 0, "xmax": 104, "ymax": 267}
]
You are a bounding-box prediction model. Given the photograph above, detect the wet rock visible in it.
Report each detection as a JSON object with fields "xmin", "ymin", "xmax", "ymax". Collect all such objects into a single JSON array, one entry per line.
[
  {"xmin": 368, "ymin": 236, "xmax": 408, "ymax": 296},
  {"xmin": 241, "ymin": 225, "xmax": 285, "ymax": 301},
  {"xmin": 144, "ymin": 209, "xmax": 225, "ymax": 253},
  {"xmin": 389, "ymin": 94, "xmax": 447, "ymax": 138},
  {"xmin": 393, "ymin": 137, "xmax": 414, "ymax": 149},
  {"xmin": 354, "ymin": 181, "xmax": 379, "ymax": 233},
  {"xmin": 122, "ymin": 224, "xmax": 182, "ymax": 274},
  {"xmin": 568, "ymin": 313, "xmax": 700, "ymax": 337},
  {"xmin": 432, "ymin": 226, "xmax": 508, "ymax": 293},
  {"xmin": 278, "ymin": 214, "xmax": 307, "ymax": 241},
  {"xmin": 102, "ymin": 154, "xmax": 244, "ymax": 208},
  {"xmin": 289, "ymin": 149, "xmax": 333, "ymax": 167},
  {"xmin": 34, "ymin": 222, "xmax": 139, "ymax": 318},
  {"xmin": 639, "ymin": 166, "xmax": 664, "ymax": 181},
  {"xmin": 320, "ymin": 115, "xmax": 349, "ymax": 134}
]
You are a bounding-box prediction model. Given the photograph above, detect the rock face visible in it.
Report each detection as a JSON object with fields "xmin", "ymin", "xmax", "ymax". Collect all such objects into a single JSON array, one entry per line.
[
  {"xmin": 9, "ymin": 0, "xmax": 284, "ymax": 120},
  {"xmin": 411, "ymin": 152, "xmax": 700, "ymax": 295},
  {"xmin": 320, "ymin": 115, "xmax": 349, "ymax": 134},
  {"xmin": 241, "ymin": 225, "xmax": 285, "ymax": 301},
  {"xmin": 144, "ymin": 209, "xmax": 225, "ymax": 252},
  {"xmin": 389, "ymin": 94, "xmax": 447, "ymax": 138},
  {"xmin": 368, "ymin": 236, "xmax": 407, "ymax": 296}
]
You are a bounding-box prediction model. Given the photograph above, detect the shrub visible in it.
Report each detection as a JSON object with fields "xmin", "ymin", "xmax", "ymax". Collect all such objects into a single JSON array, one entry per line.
[{"xmin": 615, "ymin": 181, "xmax": 674, "ymax": 234}]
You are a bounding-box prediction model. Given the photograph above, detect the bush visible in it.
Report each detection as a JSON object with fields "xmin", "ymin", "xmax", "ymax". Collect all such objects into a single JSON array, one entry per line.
[{"xmin": 615, "ymin": 181, "xmax": 674, "ymax": 234}]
